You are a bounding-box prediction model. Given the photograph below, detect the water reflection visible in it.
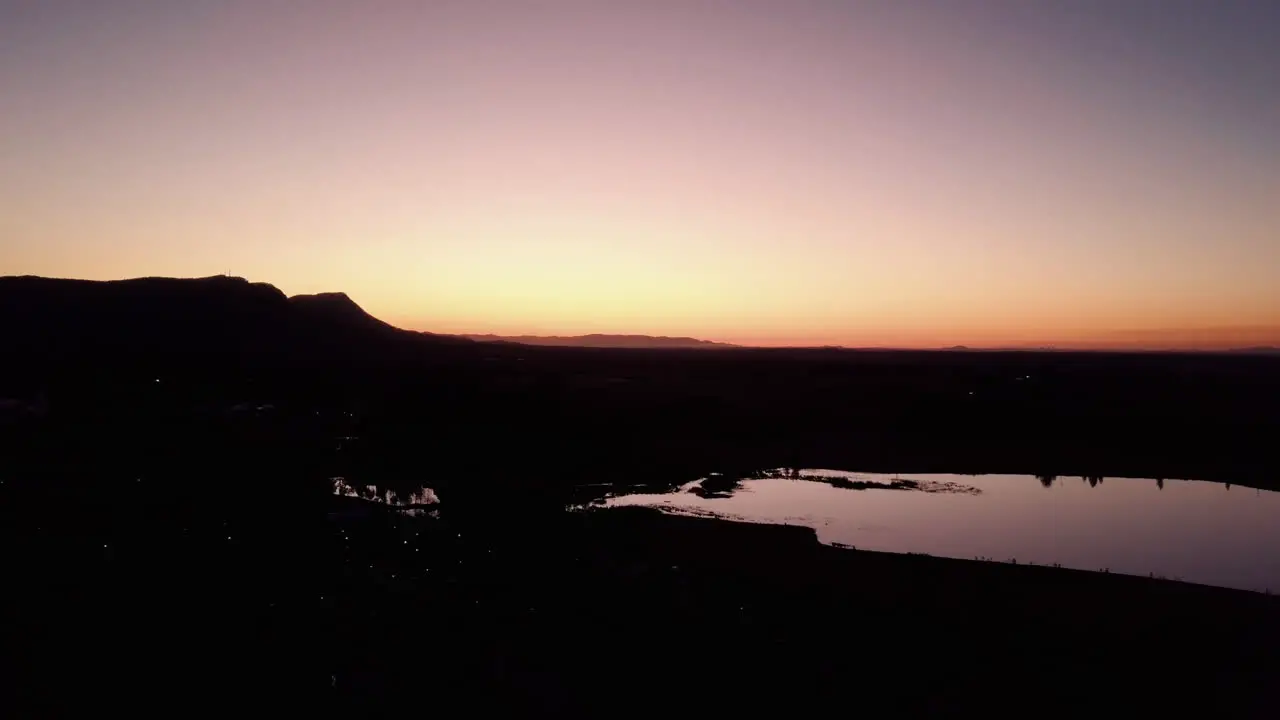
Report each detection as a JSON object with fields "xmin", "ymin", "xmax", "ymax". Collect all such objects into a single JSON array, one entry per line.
[
  {"xmin": 1039, "ymin": 475, "xmax": 1109, "ymax": 488},
  {"xmin": 595, "ymin": 470, "xmax": 1280, "ymax": 593},
  {"xmin": 690, "ymin": 473, "xmax": 742, "ymax": 499},
  {"xmin": 331, "ymin": 477, "xmax": 439, "ymax": 508},
  {"xmin": 758, "ymin": 468, "xmax": 980, "ymax": 494}
]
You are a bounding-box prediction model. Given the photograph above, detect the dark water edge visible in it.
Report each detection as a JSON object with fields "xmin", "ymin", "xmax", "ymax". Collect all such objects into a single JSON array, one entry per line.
[
  {"xmin": 333, "ymin": 500, "xmax": 1280, "ymax": 715},
  {"xmin": 593, "ymin": 471, "xmax": 1280, "ymax": 593}
]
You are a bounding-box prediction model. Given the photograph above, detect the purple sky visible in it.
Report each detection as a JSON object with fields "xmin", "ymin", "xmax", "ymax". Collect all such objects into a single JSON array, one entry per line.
[{"xmin": 3, "ymin": 1, "xmax": 1278, "ymax": 347}]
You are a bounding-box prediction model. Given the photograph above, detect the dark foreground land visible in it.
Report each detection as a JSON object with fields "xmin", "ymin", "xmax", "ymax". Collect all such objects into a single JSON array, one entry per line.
[
  {"xmin": 6, "ymin": 481, "xmax": 1279, "ymax": 716},
  {"xmin": 3, "ymin": 276, "xmax": 1280, "ymax": 715}
]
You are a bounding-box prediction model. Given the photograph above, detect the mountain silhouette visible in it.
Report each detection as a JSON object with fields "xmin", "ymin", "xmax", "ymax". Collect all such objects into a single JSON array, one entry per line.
[
  {"xmin": 288, "ymin": 291, "xmax": 403, "ymax": 338},
  {"xmin": 461, "ymin": 333, "xmax": 737, "ymax": 349},
  {"xmin": 1225, "ymin": 346, "xmax": 1280, "ymax": 355},
  {"xmin": 0, "ymin": 275, "xmax": 467, "ymax": 375}
]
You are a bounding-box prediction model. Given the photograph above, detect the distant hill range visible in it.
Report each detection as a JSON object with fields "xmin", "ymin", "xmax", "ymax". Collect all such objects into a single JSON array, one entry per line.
[
  {"xmin": 461, "ymin": 333, "xmax": 737, "ymax": 349},
  {"xmin": 1, "ymin": 276, "xmax": 1274, "ymax": 373},
  {"xmin": 0, "ymin": 275, "xmax": 471, "ymax": 377},
  {"xmin": 944, "ymin": 344, "xmax": 1280, "ymax": 355},
  {"xmin": 1224, "ymin": 346, "xmax": 1280, "ymax": 355}
]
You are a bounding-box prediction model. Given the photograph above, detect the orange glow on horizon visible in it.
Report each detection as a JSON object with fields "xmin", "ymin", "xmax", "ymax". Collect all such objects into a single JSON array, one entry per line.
[{"xmin": 2, "ymin": 3, "xmax": 1277, "ymax": 350}]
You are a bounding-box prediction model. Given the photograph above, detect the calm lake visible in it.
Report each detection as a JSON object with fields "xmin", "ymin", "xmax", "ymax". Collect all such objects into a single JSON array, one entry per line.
[{"xmin": 595, "ymin": 470, "xmax": 1280, "ymax": 593}]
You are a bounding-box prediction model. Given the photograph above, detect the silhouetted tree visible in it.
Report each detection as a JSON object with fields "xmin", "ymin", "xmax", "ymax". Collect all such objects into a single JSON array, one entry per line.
[
  {"xmin": 1037, "ymin": 474, "xmax": 1057, "ymax": 488},
  {"xmin": 1157, "ymin": 478, "xmax": 1164, "ymax": 490}
]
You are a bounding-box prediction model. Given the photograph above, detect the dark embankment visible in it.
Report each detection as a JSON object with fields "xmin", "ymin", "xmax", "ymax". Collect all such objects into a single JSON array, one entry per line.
[
  {"xmin": 347, "ymin": 345, "xmax": 1280, "ymax": 499},
  {"xmin": 316, "ymin": 504, "xmax": 1279, "ymax": 714}
]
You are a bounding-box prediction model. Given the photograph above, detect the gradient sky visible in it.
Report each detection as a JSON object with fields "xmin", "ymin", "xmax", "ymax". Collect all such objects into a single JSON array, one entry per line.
[{"xmin": 3, "ymin": 1, "xmax": 1278, "ymax": 348}]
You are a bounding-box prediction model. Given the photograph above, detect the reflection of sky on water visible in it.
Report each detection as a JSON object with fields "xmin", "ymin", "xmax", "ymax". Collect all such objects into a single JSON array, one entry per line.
[
  {"xmin": 332, "ymin": 478, "xmax": 439, "ymax": 507},
  {"xmin": 602, "ymin": 471, "xmax": 1280, "ymax": 593}
]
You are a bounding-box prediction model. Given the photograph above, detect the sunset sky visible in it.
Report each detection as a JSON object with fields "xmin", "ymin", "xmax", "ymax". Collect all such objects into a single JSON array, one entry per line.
[{"xmin": 3, "ymin": 1, "xmax": 1278, "ymax": 349}]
